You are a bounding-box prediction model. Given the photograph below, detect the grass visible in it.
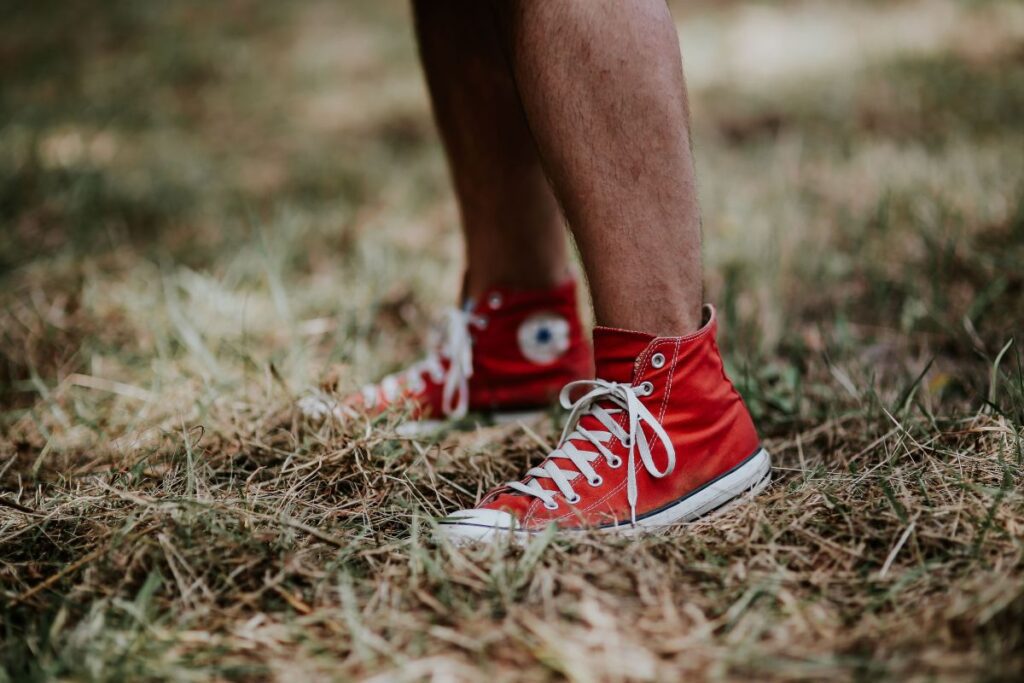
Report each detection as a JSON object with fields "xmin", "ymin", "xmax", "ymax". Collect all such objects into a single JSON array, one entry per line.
[{"xmin": 1, "ymin": 0, "xmax": 1023, "ymax": 680}]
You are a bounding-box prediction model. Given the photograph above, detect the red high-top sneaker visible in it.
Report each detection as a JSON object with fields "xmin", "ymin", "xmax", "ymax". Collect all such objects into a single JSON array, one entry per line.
[
  {"xmin": 299, "ymin": 280, "xmax": 592, "ymax": 435},
  {"xmin": 439, "ymin": 305, "xmax": 770, "ymax": 541}
]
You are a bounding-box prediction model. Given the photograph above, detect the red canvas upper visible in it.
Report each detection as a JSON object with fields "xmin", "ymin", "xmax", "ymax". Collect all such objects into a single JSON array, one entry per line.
[
  {"xmin": 476, "ymin": 305, "xmax": 761, "ymax": 529},
  {"xmin": 353, "ymin": 279, "xmax": 592, "ymax": 419}
]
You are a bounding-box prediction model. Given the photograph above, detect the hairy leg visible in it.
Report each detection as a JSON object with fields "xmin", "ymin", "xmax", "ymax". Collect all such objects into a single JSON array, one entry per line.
[
  {"xmin": 499, "ymin": 0, "xmax": 703, "ymax": 336},
  {"xmin": 413, "ymin": 0, "xmax": 569, "ymax": 301}
]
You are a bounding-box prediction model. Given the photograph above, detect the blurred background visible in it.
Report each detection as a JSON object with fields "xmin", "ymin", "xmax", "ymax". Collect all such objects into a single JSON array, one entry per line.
[
  {"xmin": 2, "ymin": 0, "xmax": 1023, "ymax": 680},
  {"xmin": 2, "ymin": 0, "xmax": 1022, "ymax": 412}
]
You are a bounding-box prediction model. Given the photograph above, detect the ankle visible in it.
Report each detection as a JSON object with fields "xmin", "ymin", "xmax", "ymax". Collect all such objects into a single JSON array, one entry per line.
[
  {"xmin": 463, "ymin": 266, "xmax": 573, "ymax": 303},
  {"xmin": 593, "ymin": 303, "xmax": 704, "ymax": 338}
]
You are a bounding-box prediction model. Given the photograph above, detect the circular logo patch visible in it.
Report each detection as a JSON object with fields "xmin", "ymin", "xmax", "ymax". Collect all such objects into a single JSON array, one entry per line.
[{"xmin": 517, "ymin": 313, "xmax": 571, "ymax": 365}]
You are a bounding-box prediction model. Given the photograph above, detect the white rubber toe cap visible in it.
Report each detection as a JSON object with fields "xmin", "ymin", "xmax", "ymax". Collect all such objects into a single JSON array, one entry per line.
[
  {"xmin": 297, "ymin": 392, "xmax": 361, "ymax": 423},
  {"xmin": 297, "ymin": 393, "xmax": 336, "ymax": 421},
  {"xmin": 438, "ymin": 508, "xmax": 519, "ymax": 543}
]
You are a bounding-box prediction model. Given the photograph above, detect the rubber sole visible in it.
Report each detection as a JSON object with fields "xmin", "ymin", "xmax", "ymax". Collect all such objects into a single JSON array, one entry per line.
[
  {"xmin": 297, "ymin": 393, "xmax": 547, "ymax": 438},
  {"xmin": 394, "ymin": 409, "xmax": 547, "ymax": 437},
  {"xmin": 438, "ymin": 447, "xmax": 772, "ymax": 544}
]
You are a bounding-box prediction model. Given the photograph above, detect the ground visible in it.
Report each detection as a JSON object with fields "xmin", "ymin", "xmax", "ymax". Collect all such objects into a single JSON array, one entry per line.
[{"xmin": 1, "ymin": 0, "xmax": 1023, "ymax": 680}]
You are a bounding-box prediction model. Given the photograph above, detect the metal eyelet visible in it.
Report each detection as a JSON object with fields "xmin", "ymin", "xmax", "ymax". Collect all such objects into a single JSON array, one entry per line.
[
  {"xmin": 544, "ymin": 499, "xmax": 559, "ymax": 510},
  {"xmin": 587, "ymin": 475, "xmax": 603, "ymax": 487},
  {"xmin": 639, "ymin": 381, "xmax": 654, "ymax": 396},
  {"xmin": 651, "ymin": 352, "xmax": 665, "ymax": 369},
  {"xmin": 488, "ymin": 293, "xmax": 503, "ymax": 309},
  {"xmin": 565, "ymin": 493, "xmax": 581, "ymax": 505},
  {"xmin": 608, "ymin": 455, "xmax": 623, "ymax": 468}
]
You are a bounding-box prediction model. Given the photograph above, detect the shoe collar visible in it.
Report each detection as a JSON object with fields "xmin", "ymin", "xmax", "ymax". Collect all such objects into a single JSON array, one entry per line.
[
  {"xmin": 461, "ymin": 279, "xmax": 579, "ymax": 316},
  {"xmin": 592, "ymin": 304, "xmax": 717, "ymax": 383}
]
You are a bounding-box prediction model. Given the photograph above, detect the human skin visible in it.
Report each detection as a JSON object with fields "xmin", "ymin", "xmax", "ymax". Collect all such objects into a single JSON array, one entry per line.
[
  {"xmin": 414, "ymin": 0, "xmax": 702, "ymax": 336},
  {"xmin": 413, "ymin": 0, "xmax": 570, "ymax": 301}
]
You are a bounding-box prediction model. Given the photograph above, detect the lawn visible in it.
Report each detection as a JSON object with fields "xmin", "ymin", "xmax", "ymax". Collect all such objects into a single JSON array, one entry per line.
[{"xmin": 2, "ymin": 0, "xmax": 1023, "ymax": 680}]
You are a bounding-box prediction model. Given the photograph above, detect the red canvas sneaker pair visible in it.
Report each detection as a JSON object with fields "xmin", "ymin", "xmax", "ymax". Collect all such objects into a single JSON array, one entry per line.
[{"xmin": 303, "ymin": 280, "xmax": 770, "ymax": 537}]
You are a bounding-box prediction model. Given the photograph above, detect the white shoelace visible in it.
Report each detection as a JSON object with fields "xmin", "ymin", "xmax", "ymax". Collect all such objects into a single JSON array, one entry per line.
[
  {"xmin": 362, "ymin": 307, "xmax": 486, "ymax": 419},
  {"xmin": 506, "ymin": 379, "xmax": 676, "ymax": 525}
]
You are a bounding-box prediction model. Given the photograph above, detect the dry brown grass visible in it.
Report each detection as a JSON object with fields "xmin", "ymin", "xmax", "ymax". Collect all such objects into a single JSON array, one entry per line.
[{"xmin": 2, "ymin": 0, "xmax": 1023, "ymax": 680}]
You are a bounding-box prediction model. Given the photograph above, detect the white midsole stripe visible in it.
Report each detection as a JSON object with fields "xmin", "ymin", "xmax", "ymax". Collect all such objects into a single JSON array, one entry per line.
[
  {"xmin": 616, "ymin": 448, "xmax": 771, "ymax": 531},
  {"xmin": 395, "ymin": 409, "xmax": 547, "ymax": 437}
]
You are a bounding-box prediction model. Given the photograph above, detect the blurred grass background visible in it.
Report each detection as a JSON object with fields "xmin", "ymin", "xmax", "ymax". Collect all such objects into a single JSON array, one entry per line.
[{"xmin": 2, "ymin": 0, "xmax": 1023, "ymax": 680}]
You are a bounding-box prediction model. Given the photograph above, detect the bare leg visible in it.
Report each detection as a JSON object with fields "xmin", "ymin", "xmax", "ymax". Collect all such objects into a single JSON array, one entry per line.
[
  {"xmin": 413, "ymin": 1, "xmax": 569, "ymax": 301},
  {"xmin": 433, "ymin": 2, "xmax": 768, "ymax": 541},
  {"xmin": 499, "ymin": 0, "xmax": 703, "ymax": 336}
]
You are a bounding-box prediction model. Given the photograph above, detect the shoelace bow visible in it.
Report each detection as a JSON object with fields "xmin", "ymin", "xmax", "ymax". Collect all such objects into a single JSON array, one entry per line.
[
  {"xmin": 363, "ymin": 307, "xmax": 485, "ymax": 419},
  {"xmin": 506, "ymin": 379, "xmax": 677, "ymax": 525}
]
